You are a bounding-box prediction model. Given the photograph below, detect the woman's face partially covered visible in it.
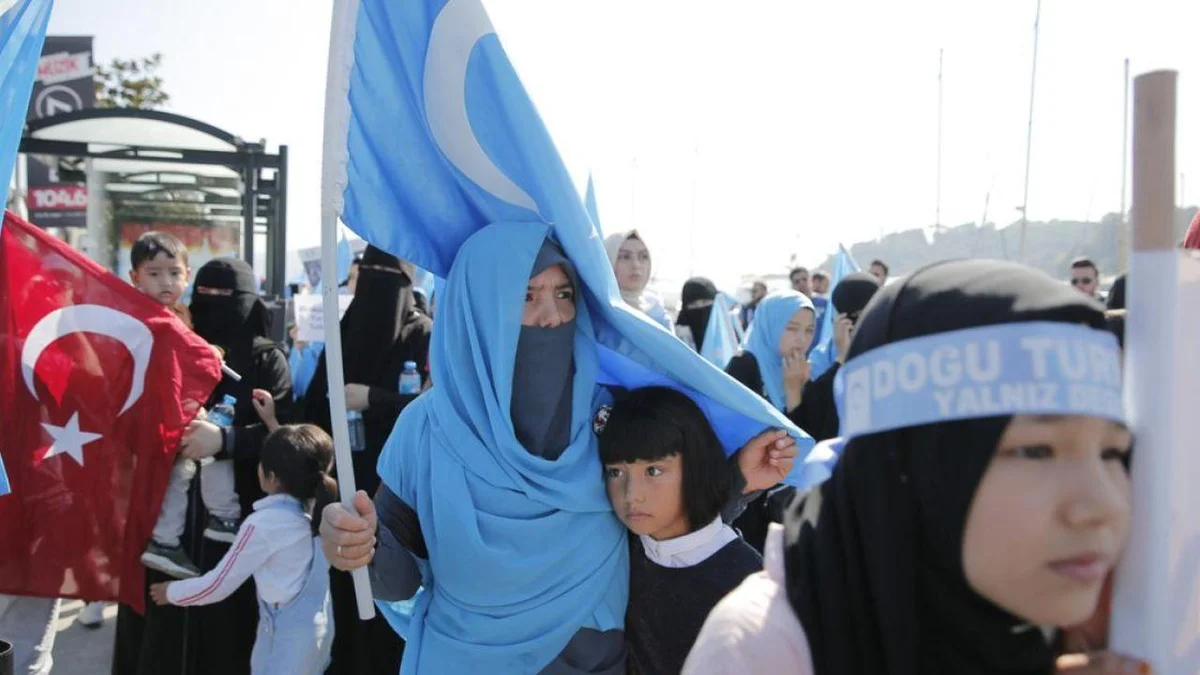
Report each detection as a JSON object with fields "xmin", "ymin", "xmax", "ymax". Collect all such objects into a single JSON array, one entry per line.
[
  {"xmin": 962, "ymin": 414, "xmax": 1132, "ymax": 627},
  {"xmin": 522, "ymin": 264, "xmax": 576, "ymax": 327}
]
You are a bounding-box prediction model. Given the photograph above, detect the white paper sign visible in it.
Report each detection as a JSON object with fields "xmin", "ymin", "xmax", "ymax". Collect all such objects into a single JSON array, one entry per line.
[
  {"xmin": 294, "ymin": 295, "xmax": 352, "ymax": 343},
  {"xmin": 1110, "ymin": 250, "xmax": 1200, "ymax": 671}
]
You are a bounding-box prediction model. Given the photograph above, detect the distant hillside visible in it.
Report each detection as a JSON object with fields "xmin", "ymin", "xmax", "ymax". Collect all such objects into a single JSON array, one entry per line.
[{"xmin": 818, "ymin": 207, "xmax": 1198, "ymax": 280}]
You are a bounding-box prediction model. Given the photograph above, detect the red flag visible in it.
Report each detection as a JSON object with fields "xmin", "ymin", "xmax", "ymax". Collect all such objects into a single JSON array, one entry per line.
[{"xmin": 0, "ymin": 211, "xmax": 221, "ymax": 612}]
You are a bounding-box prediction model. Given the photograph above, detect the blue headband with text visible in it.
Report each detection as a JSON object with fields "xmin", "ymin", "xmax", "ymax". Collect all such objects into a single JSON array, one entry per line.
[{"xmin": 834, "ymin": 321, "xmax": 1125, "ymax": 440}]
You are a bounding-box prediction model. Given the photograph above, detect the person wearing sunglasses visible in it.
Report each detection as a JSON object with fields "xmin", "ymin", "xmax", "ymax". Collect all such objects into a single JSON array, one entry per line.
[{"xmin": 1069, "ymin": 257, "xmax": 1100, "ymax": 299}]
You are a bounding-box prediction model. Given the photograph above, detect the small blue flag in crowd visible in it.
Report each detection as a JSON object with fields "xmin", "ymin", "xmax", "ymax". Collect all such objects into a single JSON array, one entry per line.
[
  {"xmin": 0, "ymin": 0, "xmax": 54, "ymax": 181},
  {"xmin": 810, "ymin": 243, "xmax": 860, "ymax": 379},
  {"xmin": 699, "ymin": 293, "xmax": 741, "ymax": 370},
  {"xmin": 584, "ymin": 173, "xmax": 602, "ymax": 237}
]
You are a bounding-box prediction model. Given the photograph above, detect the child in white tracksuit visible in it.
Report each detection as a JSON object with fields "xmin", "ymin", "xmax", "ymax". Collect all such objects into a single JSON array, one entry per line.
[{"xmin": 150, "ymin": 424, "xmax": 336, "ymax": 675}]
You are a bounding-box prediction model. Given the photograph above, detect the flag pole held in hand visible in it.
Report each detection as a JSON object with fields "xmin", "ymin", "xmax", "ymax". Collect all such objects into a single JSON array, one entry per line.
[{"xmin": 318, "ymin": 0, "xmax": 375, "ymax": 621}]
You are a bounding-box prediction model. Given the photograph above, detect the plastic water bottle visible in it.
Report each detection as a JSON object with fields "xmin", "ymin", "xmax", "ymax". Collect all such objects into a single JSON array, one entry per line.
[
  {"xmin": 208, "ymin": 395, "xmax": 237, "ymax": 429},
  {"xmin": 346, "ymin": 410, "xmax": 366, "ymax": 453},
  {"xmin": 399, "ymin": 361, "xmax": 422, "ymax": 395},
  {"xmin": 199, "ymin": 395, "xmax": 237, "ymax": 466}
]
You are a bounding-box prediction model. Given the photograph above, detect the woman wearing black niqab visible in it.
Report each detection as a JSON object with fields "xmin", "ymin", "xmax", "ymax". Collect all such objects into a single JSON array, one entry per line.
[
  {"xmin": 674, "ymin": 277, "xmax": 718, "ymax": 352},
  {"xmin": 113, "ymin": 257, "xmax": 293, "ymax": 675},
  {"xmin": 685, "ymin": 259, "xmax": 1143, "ymax": 675},
  {"xmin": 302, "ymin": 245, "xmax": 431, "ymax": 675}
]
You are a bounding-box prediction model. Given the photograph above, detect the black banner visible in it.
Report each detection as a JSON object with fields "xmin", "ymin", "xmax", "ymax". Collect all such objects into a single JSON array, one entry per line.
[{"xmin": 25, "ymin": 36, "xmax": 94, "ymax": 228}]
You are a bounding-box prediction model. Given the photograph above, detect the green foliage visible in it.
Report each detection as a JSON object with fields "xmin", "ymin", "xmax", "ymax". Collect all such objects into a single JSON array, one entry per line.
[{"xmin": 94, "ymin": 53, "xmax": 170, "ymax": 110}]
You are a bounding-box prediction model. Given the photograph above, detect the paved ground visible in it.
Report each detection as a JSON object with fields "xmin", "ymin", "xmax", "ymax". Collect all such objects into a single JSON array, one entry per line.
[{"xmin": 50, "ymin": 600, "xmax": 114, "ymax": 675}]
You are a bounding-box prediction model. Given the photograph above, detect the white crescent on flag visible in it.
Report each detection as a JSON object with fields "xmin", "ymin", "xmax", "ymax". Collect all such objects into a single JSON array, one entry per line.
[
  {"xmin": 423, "ymin": 0, "xmax": 539, "ymax": 213},
  {"xmin": 21, "ymin": 304, "xmax": 154, "ymax": 415}
]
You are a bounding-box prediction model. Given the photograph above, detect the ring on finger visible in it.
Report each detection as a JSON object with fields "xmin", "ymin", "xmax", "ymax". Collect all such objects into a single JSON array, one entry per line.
[{"xmin": 337, "ymin": 545, "xmax": 343, "ymax": 556}]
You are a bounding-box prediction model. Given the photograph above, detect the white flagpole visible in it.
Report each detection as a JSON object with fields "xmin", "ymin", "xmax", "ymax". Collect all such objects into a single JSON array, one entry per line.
[
  {"xmin": 319, "ymin": 0, "xmax": 374, "ymax": 621},
  {"xmin": 1110, "ymin": 69, "xmax": 1199, "ymax": 672}
]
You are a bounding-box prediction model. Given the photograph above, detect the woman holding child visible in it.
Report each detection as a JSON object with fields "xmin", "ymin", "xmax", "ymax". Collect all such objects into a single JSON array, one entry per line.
[
  {"xmin": 319, "ymin": 223, "xmax": 799, "ymax": 674},
  {"xmin": 114, "ymin": 253, "xmax": 294, "ymax": 675}
]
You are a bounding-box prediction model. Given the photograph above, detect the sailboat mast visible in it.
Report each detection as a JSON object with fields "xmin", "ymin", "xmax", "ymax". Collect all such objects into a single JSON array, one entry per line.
[
  {"xmin": 1118, "ymin": 58, "xmax": 1130, "ymax": 270},
  {"xmin": 1017, "ymin": 0, "xmax": 1042, "ymax": 262},
  {"xmin": 936, "ymin": 48, "xmax": 944, "ymax": 234}
]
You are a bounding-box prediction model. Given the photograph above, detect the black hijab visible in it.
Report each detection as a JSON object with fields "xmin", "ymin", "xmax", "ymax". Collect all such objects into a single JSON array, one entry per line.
[
  {"xmin": 511, "ymin": 239, "xmax": 578, "ymax": 460},
  {"xmin": 783, "ymin": 259, "xmax": 1108, "ymax": 675},
  {"xmin": 191, "ymin": 258, "xmax": 270, "ymax": 405},
  {"xmin": 1106, "ymin": 274, "xmax": 1126, "ymax": 311},
  {"xmin": 676, "ymin": 277, "xmax": 718, "ymax": 352},
  {"xmin": 831, "ymin": 272, "xmax": 881, "ymax": 316}
]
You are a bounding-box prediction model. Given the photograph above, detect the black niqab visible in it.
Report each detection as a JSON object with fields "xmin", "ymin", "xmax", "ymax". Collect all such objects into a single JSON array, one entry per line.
[
  {"xmin": 342, "ymin": 246, "xmax": 416, "ymax": 385},
  {"xmin": 190, "ymin": 258, "xmax": 270, "ymax": 406},
  {"xmin": 676, "ymin": 277, "xmax": 718, "ymax": 352},
  {"xmin": 783, "ymin": 259, "xmax": 1109, "ymax": 675}
]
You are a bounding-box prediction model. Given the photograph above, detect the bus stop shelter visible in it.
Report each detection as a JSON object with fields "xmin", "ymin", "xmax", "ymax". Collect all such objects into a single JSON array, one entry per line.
[{"xmin": 18, "ymin": 108, "xmax": 288, "ymax": 296}]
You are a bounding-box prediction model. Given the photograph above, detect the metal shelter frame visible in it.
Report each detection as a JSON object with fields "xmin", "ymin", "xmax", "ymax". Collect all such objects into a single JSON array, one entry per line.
[{"xmin": 18, "ymin": 108, "xmax": 288, "ymax": 296}]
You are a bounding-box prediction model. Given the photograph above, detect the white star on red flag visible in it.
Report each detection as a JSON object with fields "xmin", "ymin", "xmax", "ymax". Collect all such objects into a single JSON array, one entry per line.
[{"xmin": 41, "ymin": 412, "xmax": 102, "ymax": 466}]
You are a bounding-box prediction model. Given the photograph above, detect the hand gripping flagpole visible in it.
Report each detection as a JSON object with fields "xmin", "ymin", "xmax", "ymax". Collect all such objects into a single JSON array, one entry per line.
[{"xmin": 320, "ymin": 0, "xmax": 375, "ymax": 621}]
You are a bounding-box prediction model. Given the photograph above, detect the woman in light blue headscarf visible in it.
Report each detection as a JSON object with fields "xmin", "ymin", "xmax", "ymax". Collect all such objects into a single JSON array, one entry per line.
[
  {"xmin": 317, "ymin": 223, "xmax": 798, "ymax": 674},
  {"xmin": 724, "ymin": 291, "xmax": 823, "ymax": 553}
]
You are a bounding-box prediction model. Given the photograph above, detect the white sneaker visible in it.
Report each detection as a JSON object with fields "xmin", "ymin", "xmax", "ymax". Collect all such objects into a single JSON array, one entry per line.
[{"xmin": 77, "ymin": 601, "xmax": 106, "ymax": 628}]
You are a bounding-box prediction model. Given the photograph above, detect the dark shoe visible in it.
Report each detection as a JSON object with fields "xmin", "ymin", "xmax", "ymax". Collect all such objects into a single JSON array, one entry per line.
[
  {"xmin": 203, "ymin": 516, "xmax": 239, "ymax": 543},
  {"xmin": 141, "ymin": 541, "xmax": 202, "ymax": 579}
]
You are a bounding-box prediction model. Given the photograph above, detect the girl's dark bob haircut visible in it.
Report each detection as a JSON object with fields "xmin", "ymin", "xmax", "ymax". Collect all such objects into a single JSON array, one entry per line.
[{"xmin": 598, "ymin": 386, "xmax": 731, "ymax": 532}]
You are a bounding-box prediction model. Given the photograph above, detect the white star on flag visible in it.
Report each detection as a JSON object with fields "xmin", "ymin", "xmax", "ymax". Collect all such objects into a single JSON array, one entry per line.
[{"xmin": 41, "ymin": 413, "xmax": 102, "ymax": 466}]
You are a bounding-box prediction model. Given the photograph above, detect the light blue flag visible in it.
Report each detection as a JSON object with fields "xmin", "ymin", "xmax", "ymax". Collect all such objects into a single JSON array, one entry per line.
[
  {"xmin": 0, "ymin": 450, "xmax": 9, "ymax": 497},
  {"xmin": 314, "ymin": 229, "xmax": 355, "ymax": 293},
  {"xmin": 336, "ymin": 230, "xmax": 355, "ymax": 282},
  {"xmin": 810, "ymin": 243, "xmax": 860, "ymax": 378},
  {"xmin": 699, "ymin": 292, "xmax": 740, "ymax": 369},
  {"xmin": 324, "ymin": 0, "xmax": 812, "ymax": 461},
  {"xmin": 0, "ymin": 0, "xmax": 54, "ymax": 183},
  {"xmin": 584, "ymin": 172, "xmax": 602, "ymax": 237},
  {"xmin": 324, "ymin": 0, "xmax": 813, "ymax": 445}
]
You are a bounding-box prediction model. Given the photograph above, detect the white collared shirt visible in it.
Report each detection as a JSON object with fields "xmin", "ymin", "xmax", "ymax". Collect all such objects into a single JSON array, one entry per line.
[
  {"xmin": 639, "ymin": 516, "xmax": 739, "ymax": 569},
  {"xmin": 167, "ymin": 494, "xmax": 314, "ymax": 607}
]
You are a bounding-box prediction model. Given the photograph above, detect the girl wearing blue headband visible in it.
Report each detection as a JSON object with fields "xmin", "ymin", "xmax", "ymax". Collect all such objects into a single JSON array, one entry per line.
[{"xmin": 687, "ymin": 259, "xmax": 1144, "ymax": 675}]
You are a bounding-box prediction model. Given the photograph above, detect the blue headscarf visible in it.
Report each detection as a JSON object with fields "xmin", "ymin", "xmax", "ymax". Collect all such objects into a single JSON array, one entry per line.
[
  {"xmin": 377, "ymin": 223, "xmax": 627, "ymax": 673},
  {"xmin": 741, "ymin": 291, "xmax": 815, "ymax": 411}
]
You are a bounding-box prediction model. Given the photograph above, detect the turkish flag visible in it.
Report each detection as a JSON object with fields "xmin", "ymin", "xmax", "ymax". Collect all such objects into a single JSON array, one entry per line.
[{"xmin": 0, "ymin": 211, "xmax": 221, "ymax": 612}]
